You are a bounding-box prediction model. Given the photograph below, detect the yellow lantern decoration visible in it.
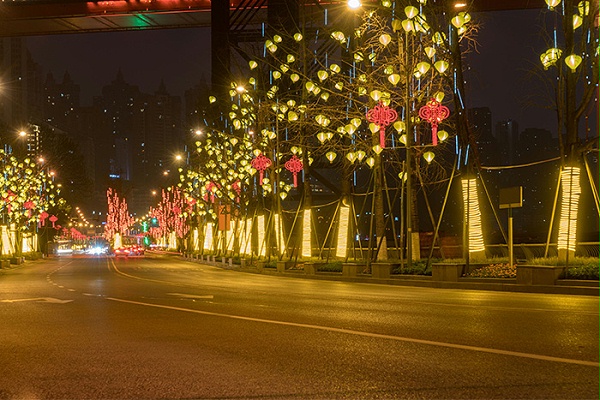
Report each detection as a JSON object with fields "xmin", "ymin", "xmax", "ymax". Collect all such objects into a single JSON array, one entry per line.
[
  {"xmin": 317, "ymin": 132, "xmax": 327, "ymax": 143},
  {"xmin": 578, "ymin": 1, "xmax": 590, "ymax": 15},
  {"xmin": 326, "ymin": 151, "xmax": 337, "ymax": 163},
  {"xmin": 402, "ymin": 19, "xmax": 414, "ymax": 32},
  {"xmin": 335, "ymin": 81, "xmax": 344, "ymax": 91},
  {"xmin": 564, "ymin": 54, "xmax": 582, "ymax": 72},
  {"xmin": 433, "ymin": 32, "xmax": 446, "ymax": 45},
  {"xmin": 393, "ymin": 120, "xmax": 405, "ymax": 132},
  {"xmin": 379, "ymin": 34, "xmax": 392, "ymax": 46},
  {"xmin": 305, "ymin": 81, "xmax": 315, "ymax": 92},
  {"xmin": 366, "ymin": 157, "xmax": 375, "ymax": 168},
  {"xmin": 540, "ymin": 48, "xmax": 562, "ymax": 69},
  {"xmin": 416, "ymin": 61, "xmax": 431, "ymax": 75},
  {"xmin": 372, "ymin": 144, "xmax": 383, "ymax": 155},
  {"xmin": 331, "ymin": 31, "xmax": 346, "ymax": 42},
  {"xmin": 272, "ymin": 71, "xmax": 281, "ymax": 80},
  {"xmin": 423, "ymin": 151, "xmax": 435, "ymax": 163},
  {"xmin": 294, "ymin": 32, "xmax": 303, "ymax": 41},
  {"xmin": 388, "ymin": 74, "xmax": 401, "ymax": 86},
  {"xmin": 287, "ymin": 54, "xmax": 296, "ymax": 63},
  {"xmin": 451, "ymin": 15, "xmax": 466, "ymax": 28},
  {"xmin": 249, "ymin": 60, "xmax": 258, "ymax": 70},
  {"xmin": 356, "ymin": 150, "xmax": 366, "ymax": 161},
  {"xmin": 573, "ymin": 14, "xmax": 583, "ymax": 29},
  {"xmin": 346, "ymin": 152, "xmax": 357, "ymax": 163},
  {"xmin": 405, "ymin": 6, "xmax": 419, "ymax": 18},
  {"xmin": 399, "ymin": 134, "xmax": 407, "ymax": 145},
  {"xmin": 391, "ymin": 19, "xmax": 402, "ymax": 32},
  {"xmin": 209, "ymin": 96, "xmax": 216, "ymax": 104},
  {"xmin": 369, "ymin": 123, "xmax": 380, "ymax": 134},
  {"xmin": 370, "ymin": 90, "xmax": 382, "ymax": 101},
  {"xmin": 330, "ymin": 64, "xmax": 341, "ymax": 74},
  {"xmin": 318, "ymin": 70, "xmax": 329, "ymax": 81},
  {"xmin": 424, "ymin": 47, "xmax": 436, "ymax": 58},
  {"xmin": 273, "ymin": 34, "xmax": 282, "ymax": 43},
  {"xmin": 437, "ymin": 130, "xmax": 449, "ymax": 142},
  {"xmin": 434, "ymin": 60, "xmax": 449, "ymax": 74},
  {"xmin": 290, "ymin": 73, "xmax": 300, "ymax": 83},
  {"xmin": 545, "ymin": 0, "xmax": 561, "ymax": 8},
  {"xmin": 288, "ymin": 111, "xmax": 298, "ymax": 122}
]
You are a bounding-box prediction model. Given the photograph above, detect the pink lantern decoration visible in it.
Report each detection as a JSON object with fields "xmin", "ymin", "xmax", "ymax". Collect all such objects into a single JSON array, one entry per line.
[
  {"xmin": 251, "ymin": 154, "xmax": 272, "ymax": 185},
  {"xmin": 418, "ymin": 98, "xmax": 450, "ymax": 146},
  {"xmin": 39, "ymin": 211, "xmax": 49, "ymax": 227},
  {"xmin": 49, "ymin": 215, "xmax": 58, "ymax": 229},
  {"xmin": 366, "ymin": 101, "xmax": 398, "ymax": 148},
  {"xmin": 285, "ymin": 155, "xmax": 303, "ymax": 188}
]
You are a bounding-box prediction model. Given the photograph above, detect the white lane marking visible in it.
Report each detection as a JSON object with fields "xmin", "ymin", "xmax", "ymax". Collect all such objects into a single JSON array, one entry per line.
[
  {"xmin": 106, "ymin": 297, "xmax": 598, "ymax": 368},
  {"xmin": 166, "ymin": 293, "xmax": 214, "ymax": 299},
  {"xmin": 0, "ymin": 297, "xmax": 73, "ymax": 304},
  {"xmin": 67, "ymin": 289, "xmax": 76, "ymax": 292}
]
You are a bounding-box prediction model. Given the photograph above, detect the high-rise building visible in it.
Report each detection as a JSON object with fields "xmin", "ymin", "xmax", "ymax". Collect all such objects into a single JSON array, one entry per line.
[{"xmin": 495, "ymin": 119, "xmax": 519, "ymax": 165}]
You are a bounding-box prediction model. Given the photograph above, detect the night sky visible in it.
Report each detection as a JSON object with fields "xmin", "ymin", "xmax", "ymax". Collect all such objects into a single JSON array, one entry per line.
[{"xmin": 25, "ymin": 9, "xmax": 563, "ymax": 135}]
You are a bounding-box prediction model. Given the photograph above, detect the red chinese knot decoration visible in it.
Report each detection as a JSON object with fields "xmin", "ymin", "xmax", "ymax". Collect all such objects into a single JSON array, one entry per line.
[
  {"xmin": 251, "ymin": 154, "xmax": 272, "ymax": 185},
  {"xmin": 49, "ymin": 215, "xmax": 58, "ymax": 229},
  {"xmin": 418, "ymin": 99, "xmax": 450, "ymax": 146},
  {"xmin": 366, "ymin": 102, "xmax": 398, "ymax": 148},
  {"xmin": 284, "ymin": 155, "xmax": 303, "ymax": 187}
]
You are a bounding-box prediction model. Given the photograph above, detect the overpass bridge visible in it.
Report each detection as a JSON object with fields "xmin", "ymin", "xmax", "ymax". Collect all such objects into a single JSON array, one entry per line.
[{"xmin": 0, "ymin": 0, "xmax": 546, "ymax": 37}]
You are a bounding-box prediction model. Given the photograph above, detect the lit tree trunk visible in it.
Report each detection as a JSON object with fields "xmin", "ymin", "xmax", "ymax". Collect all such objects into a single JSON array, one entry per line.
[{"xmin": 373, "ymin": 154, "xmax": 388, "ymax": 261}]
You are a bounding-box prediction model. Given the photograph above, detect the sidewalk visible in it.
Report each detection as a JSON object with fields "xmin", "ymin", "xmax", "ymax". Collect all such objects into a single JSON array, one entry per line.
[{"xmin": 182, "ymin": 256, "xmax": 599, "ymax": 297}]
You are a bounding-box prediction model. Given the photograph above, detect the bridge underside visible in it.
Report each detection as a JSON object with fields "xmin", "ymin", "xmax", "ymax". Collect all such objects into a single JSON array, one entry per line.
[{"xmin": 0, "ymin": 0, "xmax": 545, "ymax": 37}]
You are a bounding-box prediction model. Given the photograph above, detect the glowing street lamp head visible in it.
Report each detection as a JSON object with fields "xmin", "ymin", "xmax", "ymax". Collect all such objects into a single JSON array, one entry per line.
[
  {"xmin": 194, "ymin": 129, "xmax": 202, "ymax": 136},
  {"xmin": 347, "ymin": 0, "xmax": 361, "ymax": 9},
  {"xmin": 175, "ymin": 154, "xmax": 183, "ymax": 161},
  {"xmin": 236, "ymin": 85, "xmax": 246, "ymax": 94},
  {"xmin": 18, "ymin": 130, "xmax": 27, "ymax": 138}
]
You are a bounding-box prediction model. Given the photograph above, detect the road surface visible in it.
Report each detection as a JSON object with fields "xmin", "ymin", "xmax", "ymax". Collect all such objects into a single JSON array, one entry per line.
[{"xmin": 0, "ymin": 254, "xmax": 598, "ymax": 399}]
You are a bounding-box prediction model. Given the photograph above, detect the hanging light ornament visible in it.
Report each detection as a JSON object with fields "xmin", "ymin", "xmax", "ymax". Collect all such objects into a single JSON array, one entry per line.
[
  {"xmin": 564, "ymin": 54, "xmax": 582, "ymax": 72},
  {"xmin": 285, "ymin": 155, "xmax": 303, "ymax": 187},
  {"xmin": 418, "ymin": 98, "xmax": 450, "ymax": 146},
  {"xmin": 251, "ymin": 154, "xmax": 272, "ymax": 185},
  {"xmin": 423, "ymin": 151, "xmax": 435, "ymax": 163},
  {"xmin": 545, "ymin": 0, "xmax": 561, "ymax": 9},
  {"xmin": 366, "ymin": 101, "xmax": 398, "ymax": 148},
  {"xmin": 326, "ymin": 151, "xmax": 337, "ymax": 163}
]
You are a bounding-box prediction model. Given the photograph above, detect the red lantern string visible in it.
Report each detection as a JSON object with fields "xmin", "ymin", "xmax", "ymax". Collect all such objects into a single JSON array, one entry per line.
[
  {"xmin": 366, "ymin": 101, "xmax": 398, "ymax": 148},
  {"xmin": 49, "ymin": 215, "xmax": 58, "ymax": 229},
  {"xmin": 251, "ymin": 154, "xmax": 272, "ymax": 185},
  {"xmin": 418, "ymin": 99, "xmax": 450, "ymax": 146},
  {"xmin": 285, "ymin": 155, "xmax": 303, "ymax": 187}
]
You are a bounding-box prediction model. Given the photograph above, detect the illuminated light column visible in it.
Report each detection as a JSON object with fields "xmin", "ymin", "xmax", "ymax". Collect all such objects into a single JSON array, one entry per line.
[
  {"xmin": 203, "ymin": 223, "xmax": 213, "ymax": 251},
  {"xmin": 302, "ymin": 209, "xmax": 312, "ymax": 258},
  {"xmin": 114, "ymin": 232, "xmax": 122, "ymax": 249},
  {"xmin": 257, "ymin": 215, "xmax": 266, "ymax": 257},
  {"xmin": 1, "ymin": 226, "xmax": 12, "ymax": 255},
  {"xmin": 192, "ymin": 228, "xmax": 200, "ymax": 251},
  {"xmin": 22, "ymin": 233, "xmax": 32, "ymax": 253},
  {"xmin": 273, "ymin": 214, "xmax": 285, "ymax": 256},
  {"xmin": 168, "ymin": 231, "xmax": 177, "ymax": 250},
  {"xmin": 226, "ymin": 220, "xmax": 235, "ymax": 253},
  {"xmin": 240, "ymin": 218, "xmax": 252, "ymax": 256},
  {"xmin": 335, "ymin": 206, "xmax": 350, "ymax": 258},
  {"xmin": 557, "ymin": 166, "xmax": 581, "ymax": 260},
  {"xmin": 461, "ymin": 178, "xmax": 486, "ymax": 259}
]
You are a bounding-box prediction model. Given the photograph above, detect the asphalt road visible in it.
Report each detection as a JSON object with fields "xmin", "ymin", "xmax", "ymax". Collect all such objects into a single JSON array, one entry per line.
[{"xmin": 0, "ymin": 253, "xmax": 598, "ymax": 399}]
